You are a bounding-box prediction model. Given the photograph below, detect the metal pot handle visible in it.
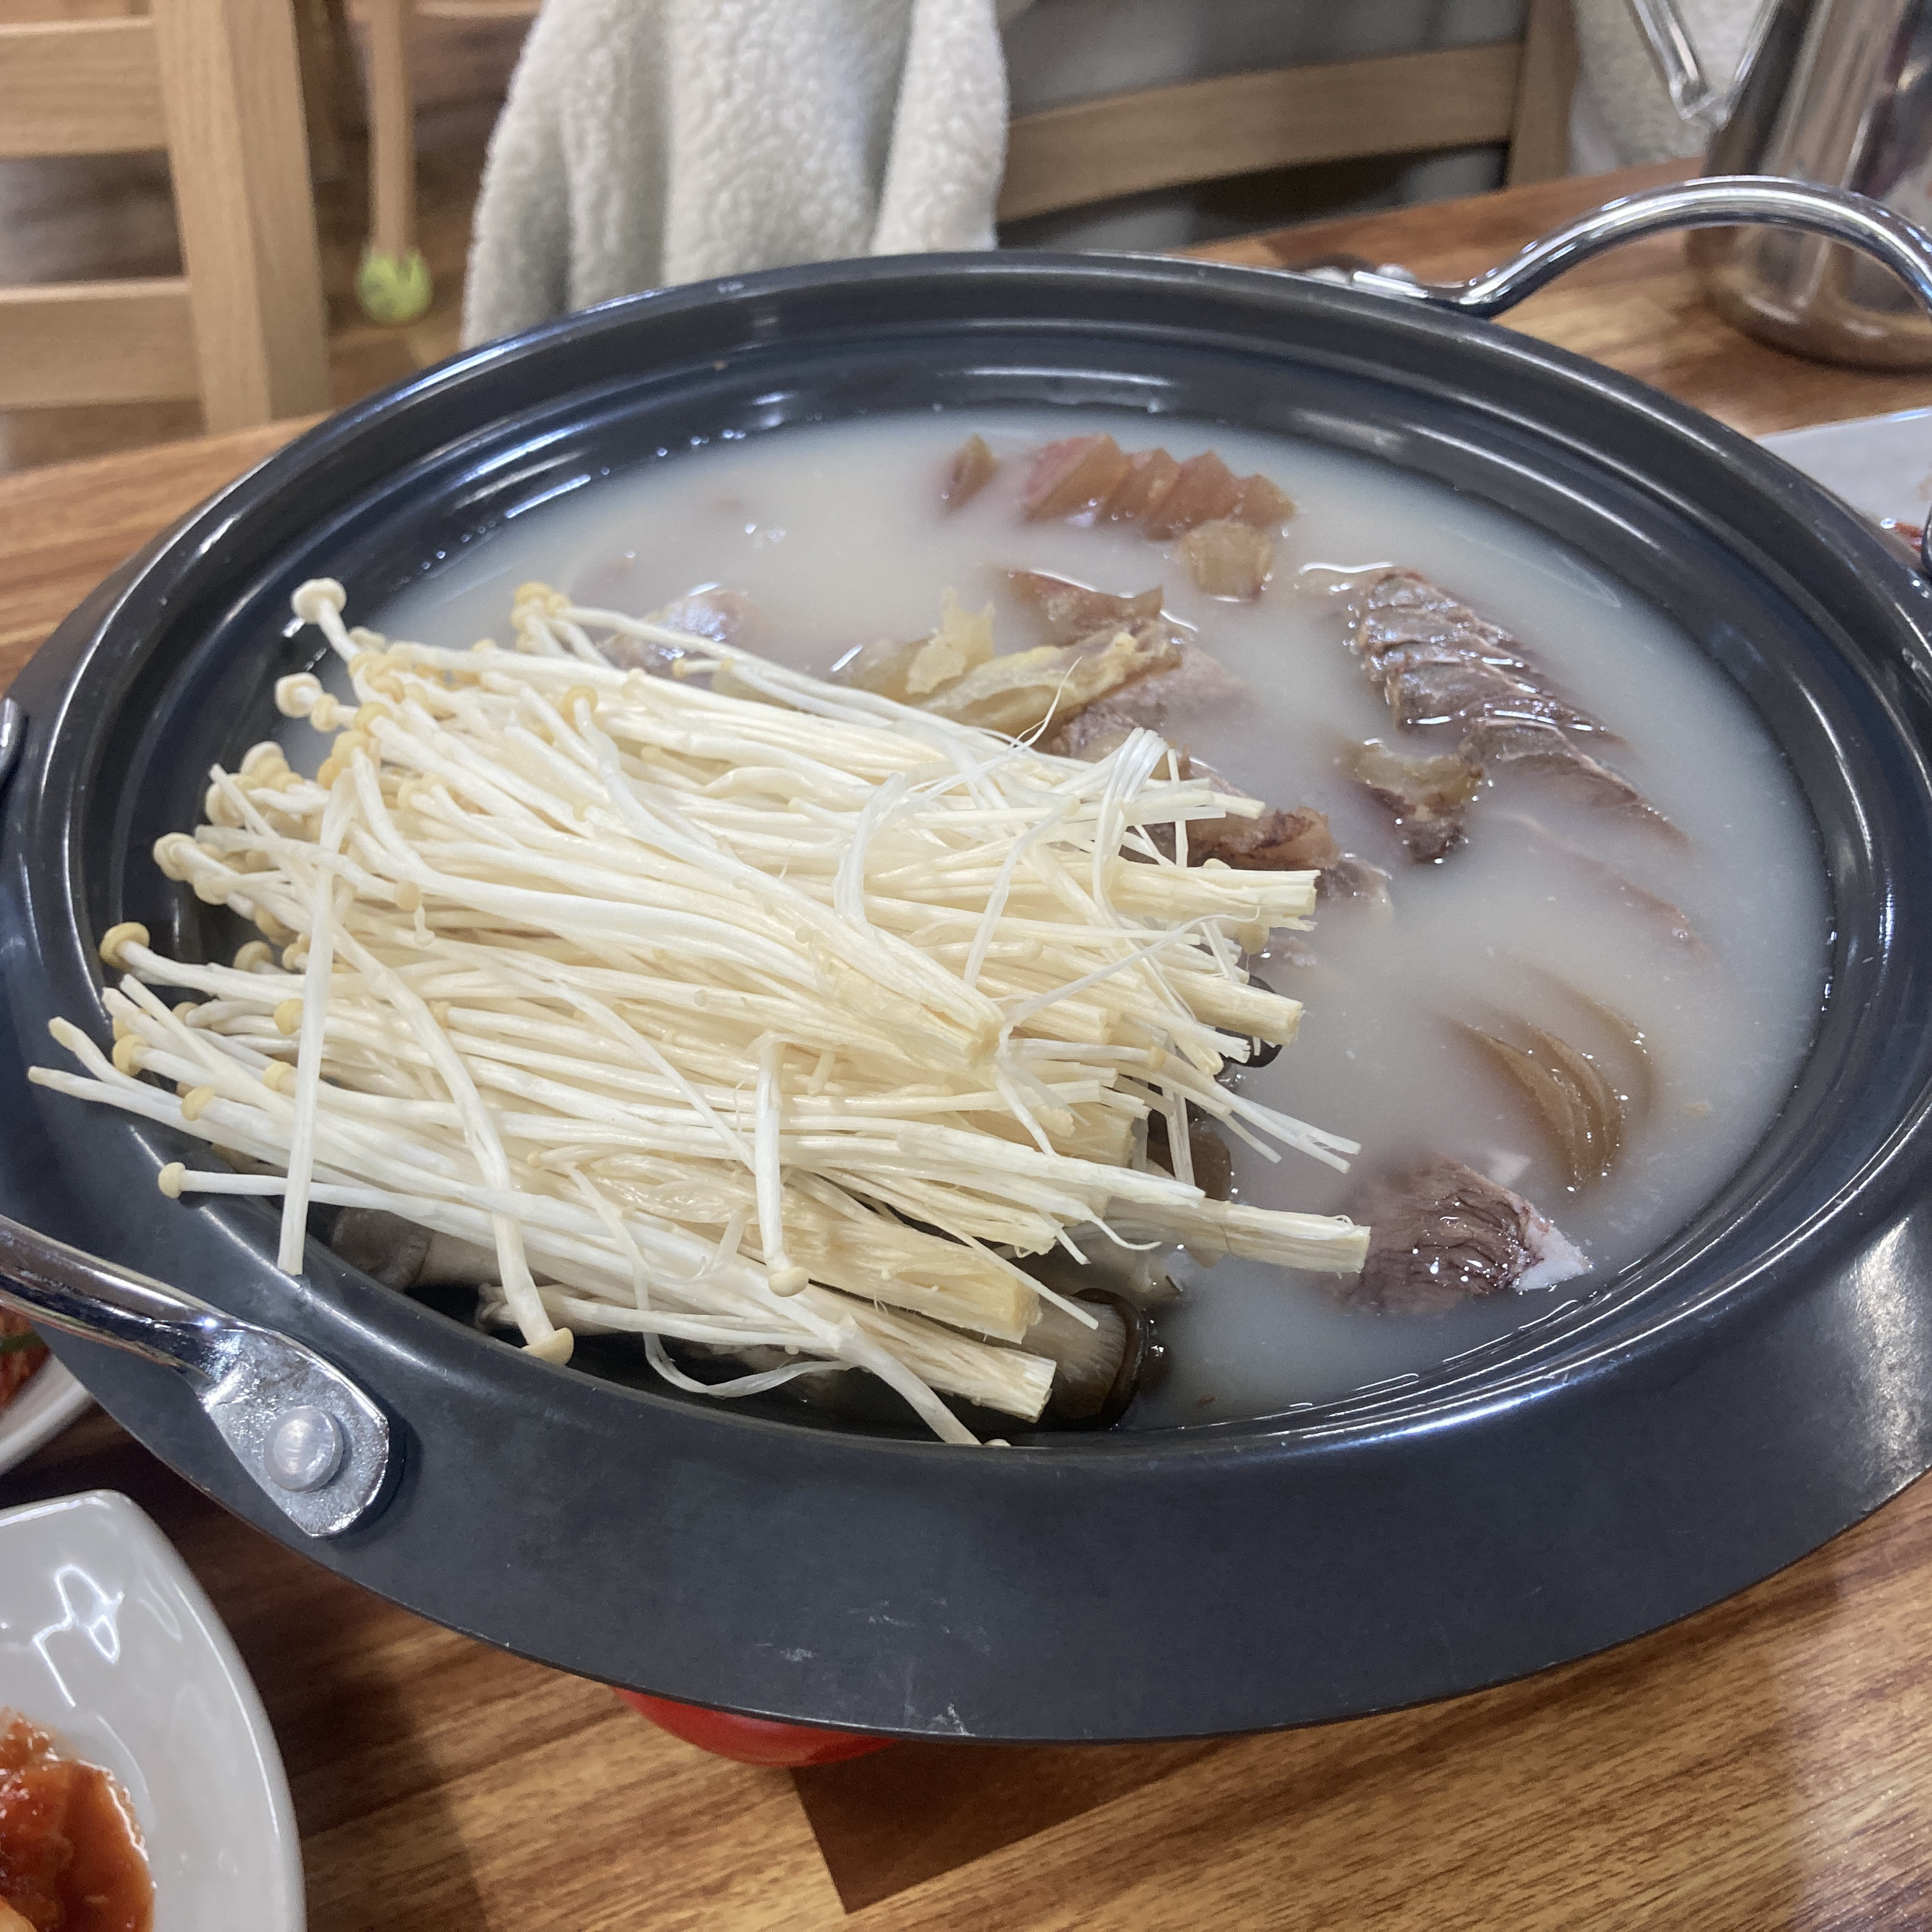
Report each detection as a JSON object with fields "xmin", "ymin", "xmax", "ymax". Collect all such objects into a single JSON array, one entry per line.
[
  {"xmin": 0, "ymin": 1213, "xmax": 390, "ymax": 1537},
  {"xmin": 1317, "ymin": 172, "xmax": 1932, "ymax": 574},
  {"xmin": 1331, "ymin": 174, "xmax": 1932, "ymax": 321},
  {"xmin": 4, "ymin": 697, "xmax": 388, "ymax": 1535}
]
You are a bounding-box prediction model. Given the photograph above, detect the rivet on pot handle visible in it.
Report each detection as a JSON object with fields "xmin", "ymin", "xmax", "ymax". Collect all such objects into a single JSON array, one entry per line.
[
  {"xmin": 1305, "ymin": 173, "xmax": 1932, "ymax": 578},
  {"xmin": 0, "ymin": 1213, "xmax": 390, "ymax": 1537}
]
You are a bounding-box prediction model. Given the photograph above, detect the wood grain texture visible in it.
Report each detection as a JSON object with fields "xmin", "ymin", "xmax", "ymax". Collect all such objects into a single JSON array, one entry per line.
[
  {"xmin": 0, "ymin": 17, "xmax": 165, "ymax": 157},
  {"xmin": 1, "ymin": 0, "xmax": 329, "ymax": 430},
  {"xmin": 998, "ymin": 43, "xmax": 1523, "ymax": 222},
  {"xmin": 0, "ymin": 279, "xmax": 196, "ymax": 407},
  {"xmin": 293, "ymin": 0, "xmax": 347, "ymax": 183},
  {"xmin": 155, "ymin": 0, "xmax": 332, "ymax": 429},
  {"xmin": 1505, "ymin": 0, "xmax": 1579, "ymax": 187},
  {"xmin": 0, "ymin": 3, "xmax": 522, "ymax": 475},
  {"xmin": 6, "ymin": 164, "xmax": 1932, "ymax": 1929},
  {"xmin": 1192, "ymin": 159, "xmax": 1932, "ymax": 437},
  {"xmin": 362, "ymin": 0, "xmax": 413, "ymax": 257},
  {"xmin": 0, "ymin": 0, "xmax": 144, "ymax": 19},
  {"xmin": 10, "ymin": 1407, "xmax": 1932, "ymax": 1928},
  {"xmin": 0, "ymin": 1421, "xmax": 848, "ymax": 1932},
  {"xmin": 831, "ymin": 1478, "xmax": 1932, "ymax": 1929},
  {"xmin": 0, "ymin": 414, "xmax": 302, "ymax": 679}
]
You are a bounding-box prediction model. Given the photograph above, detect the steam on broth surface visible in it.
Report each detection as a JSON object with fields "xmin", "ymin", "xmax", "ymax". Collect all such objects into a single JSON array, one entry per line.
[{"xmin": 372, "ymin": 408, "xmax": 1830, "ymax": 1426}]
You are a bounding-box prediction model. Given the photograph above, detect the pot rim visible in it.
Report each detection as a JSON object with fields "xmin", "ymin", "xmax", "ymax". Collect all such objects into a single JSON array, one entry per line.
[{"xmin": 5, "ymin": 249, "xmax": 1930, "ymax": 1738}]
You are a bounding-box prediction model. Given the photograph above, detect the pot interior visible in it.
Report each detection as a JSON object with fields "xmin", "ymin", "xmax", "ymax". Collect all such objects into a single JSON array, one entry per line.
[
  {"xmin": 49, "ymin": 275, "xmax": 1932, "ymax": 1445},
  {"xmin": 9, "ymin": 259, "xmax": 1932, "ymax": 1735}
]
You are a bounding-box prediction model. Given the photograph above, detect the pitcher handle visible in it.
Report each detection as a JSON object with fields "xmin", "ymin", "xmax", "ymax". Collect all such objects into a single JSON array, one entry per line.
[{"xmin": 1624, "ymin": 0, "xmax": 1736, "ymax": 135}]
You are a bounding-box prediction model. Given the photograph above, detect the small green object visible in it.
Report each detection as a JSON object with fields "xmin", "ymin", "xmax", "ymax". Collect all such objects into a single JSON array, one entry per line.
[
  {"xmin": 356, "ymin": 247, "xmax": 434, "ymax": 326},
  {"xmin": 0, "ymin": 1330, "xmax": 40, "ymax": 1354}
]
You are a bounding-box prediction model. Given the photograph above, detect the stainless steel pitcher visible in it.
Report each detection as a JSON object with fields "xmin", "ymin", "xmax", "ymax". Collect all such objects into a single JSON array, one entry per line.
[{"xmin": 1630, "ymin": 0, "xmax": 1932, "ymax": 367}]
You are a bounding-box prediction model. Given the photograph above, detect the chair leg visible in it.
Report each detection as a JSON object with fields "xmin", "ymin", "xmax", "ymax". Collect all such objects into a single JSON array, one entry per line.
[
  {"xmin": 355, "ymin": 0, "xmax": 433, "ymax": 324},
  {"xmin": 1506, "ymin": 0, "xmax": 1581, "ymax": 186},
  {"xmin": 155, "ymin": 0, "xmax": 332, "ymax": 427},
  {"xmin": 293, "ymin": 0, "xmax": 346, "ymax": 183},
  {"xmin": 325, "ymin": 0, "xmax": 362, "ymax": 129}
]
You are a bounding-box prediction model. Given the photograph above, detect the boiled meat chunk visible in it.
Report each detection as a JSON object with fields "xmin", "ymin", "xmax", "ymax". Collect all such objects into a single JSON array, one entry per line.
[
  {"xmin": 1320, "ymin": 567, "xmax": 1675, "ymax": 859},
  {"xmin": 1346, "ymin": 1158, "xmax": 1588, "ymax": 1314}
]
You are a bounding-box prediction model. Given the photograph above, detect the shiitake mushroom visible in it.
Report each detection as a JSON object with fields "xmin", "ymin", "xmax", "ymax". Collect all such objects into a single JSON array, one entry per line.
[
  {"xmin": 1033, "ymin": 1291, "xmax": 1167, "ymax": 1429},
  {"xmin": 1236, "ymin": 970, "xmax": 1284, "ymax": 1069},
  {"xmin": 1145, "ymin": 1111, "xmax": 1234, "ymax": 1201},
  {"xmin": 336, "ymin": 1206, "xmax": 1167, "ymax": 1434},
  {"xmin": 329, "ymin": 1206, "xmax": 498, "ymax": 1291},
  {"xmin": 661, "ymin": 1291, "xmax": 1169, "ymax": 1433}
]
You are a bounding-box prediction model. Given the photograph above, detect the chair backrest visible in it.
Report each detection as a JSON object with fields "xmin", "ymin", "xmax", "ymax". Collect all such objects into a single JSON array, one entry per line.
[
  {"xmin": 0, "ymin": 0, "xmax": 330, "ymax": 431},
  {"xmin": 999, "ymin": 0, "xmax": 1579, "ymax": 226}
]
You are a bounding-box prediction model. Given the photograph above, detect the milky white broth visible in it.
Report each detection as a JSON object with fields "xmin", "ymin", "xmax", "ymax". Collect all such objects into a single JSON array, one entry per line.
[{"xmin": 369, "ymin": 409, "xmax": 1830, "ymax": 1427}]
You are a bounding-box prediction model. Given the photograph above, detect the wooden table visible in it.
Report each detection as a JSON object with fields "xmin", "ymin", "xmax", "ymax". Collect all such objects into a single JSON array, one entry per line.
[{"xmin": 4, "ymin": 163, "xmax": 1932, "ymax": 1931}]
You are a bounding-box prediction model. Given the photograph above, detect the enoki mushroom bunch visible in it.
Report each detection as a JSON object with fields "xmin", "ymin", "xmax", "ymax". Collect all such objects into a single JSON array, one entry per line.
[{"xmin": 32, "ymin": 579, "xmax": 1366, "ymax": 1443}]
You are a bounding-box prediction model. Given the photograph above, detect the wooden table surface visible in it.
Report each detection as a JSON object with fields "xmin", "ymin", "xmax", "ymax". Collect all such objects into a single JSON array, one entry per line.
[{"xmin": 5, "ymin": 164, "xmax": 1932, "ymax": 1931}]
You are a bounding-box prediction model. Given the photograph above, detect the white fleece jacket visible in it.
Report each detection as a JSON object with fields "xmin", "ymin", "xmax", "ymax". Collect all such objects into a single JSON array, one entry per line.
[{"xmin": 462, "ymin": 0, "xmax": 1019, "ymax": 347}]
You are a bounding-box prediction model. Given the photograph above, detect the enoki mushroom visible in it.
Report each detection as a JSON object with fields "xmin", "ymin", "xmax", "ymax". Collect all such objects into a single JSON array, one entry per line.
[{"xmin": 32, "ymin": 579, "xmax": 1368, "ymax": 1443}]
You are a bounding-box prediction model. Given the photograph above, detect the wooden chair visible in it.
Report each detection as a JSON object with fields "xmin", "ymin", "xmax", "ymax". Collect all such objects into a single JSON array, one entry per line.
[
  {"xmin": 341, "ymin": 0, "xmax": 1579, "ymax": 325},
  {"xmin": 0, "ymin": 0, "xmax": 332, "ymax": 432},
  {"xmin": 999, "ymin": 0, "xmax": 1579, "ymax": 226},
  {"xmin": 346, "ymin": 0, "xmax": 536, "ymax": 325}
]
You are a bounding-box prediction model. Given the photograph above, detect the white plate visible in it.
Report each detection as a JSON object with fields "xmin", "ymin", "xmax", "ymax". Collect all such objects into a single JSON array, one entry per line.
[
  {"xmin": 0, "ymin": 1489, "xmax": 305, "ymax": 1932},
  {"xmin": 0, "ymin": 1358, "xmax": 93, "ymax": 1478},
  {"xmin": 1761, "ymin": 405, "xmax": 1932, "ymax": 529}
]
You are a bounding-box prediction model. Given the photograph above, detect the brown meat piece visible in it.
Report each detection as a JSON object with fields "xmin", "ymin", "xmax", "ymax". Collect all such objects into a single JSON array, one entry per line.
[
  {"xmin": 1104, "ymin": 448, "xmax": 1181, "ymax": 524},
  {"xmin": 1493, "ymin": 812, "xmax": 1705, "ymax": 952},
  {"xmin": 923, "ymin": 623, "xmax": 1180, "ymax": 737},
  {"xmin": 1318, "ymin": 854, "xmax": 1392, "ymax": 904},
  {"xmin": 1232, "ymin": 473, "xmax": 1296, "ymax": 528},
  {"xmin": 1324, "ymin": 567, "xmax": 1675, "ymax": 852},
  {"xmin": 838, "ymin": 590, "xmax": 995, "ymax": 703},
  {"xmin": 1462, "ymin": 1023, "xmax": 1627, "ymax": 1188},
  {"xmin": 1461, "ymin": 717, "xmax": 1682, "ymax": 839},
  {"xmin": 1009, "ymin": 436, "xmax": 1294, "ymax": 542},
  {"xmin": 1179, "ymin": 519, "xmax": 1274, "ymax": 599},
  {"xmin": 1186, "ymin": 801, "xmax": 1338, "ymax": 871},
  {"xmin": 655, "ymin": 587, "xmax": 761, "ymax": 647},
  {"xmin": 1333, "ymin": 568, "xmax": 1607, "ymax": 736},
  {"xmin": 1028, "ymin": 647, "xmax": 1347, "ymax": 877},
  {"xmin": 1146, "ymin": 1113, "xmax": 1235, "ymax": 1200},
  {"xmin": 1347, "ymin": 739, "xmax": 1484, "ymax": 862},
  {"xmin": 1036, "ymin": 643, "xmax": 1245, "ymax": 757},
  {"xmin": 1022, "ymin": 435, "xmax": 1134, "ymax": 521},
  {"xmin": 1006, "ymin": 571, "xmax": 1166, "ymax": 645},
  {"xmin": 1144, "ymin": 754, "xmax": 1338, "ymax": 872},
  {"xmin": 1346, "ymin": 1158, "xmax": 1588, "ymax": 1314},
  {"xmin": 944, "ymin": 434, "xmax": 998, "ymax": 509},
  {"xmin": 600, "ymin": 586, "xmax": 762, "ymax": 673},
  {"xmin": 1144, "ymin": 452, "xmax": 1242, "ymax": 539}
]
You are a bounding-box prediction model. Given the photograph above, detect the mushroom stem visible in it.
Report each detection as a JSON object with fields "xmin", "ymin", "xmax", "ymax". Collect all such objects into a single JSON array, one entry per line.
[{"xmin": 1032, "ymin": 1291, "xmax": 1165, "ymax": 1429}]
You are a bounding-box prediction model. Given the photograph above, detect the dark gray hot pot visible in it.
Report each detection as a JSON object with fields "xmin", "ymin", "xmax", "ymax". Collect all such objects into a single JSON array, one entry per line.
[{"xmin": 5, "ymin": 216, "xmax": 1932, "ymax": 1742}]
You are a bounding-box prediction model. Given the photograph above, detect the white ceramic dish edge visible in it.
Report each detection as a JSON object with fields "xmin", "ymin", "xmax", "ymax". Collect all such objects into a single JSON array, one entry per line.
[
  {"xmin": 0, "ymin": 1360, "xmax": 93, "ymax": 1478},
  {"xmin": 1761, "ymin": 404, "xmax": 1932, "ymax": 526},
  {"xmin": 0, "ymin": 1488, "xmax": 305, "ymax": 1932}
]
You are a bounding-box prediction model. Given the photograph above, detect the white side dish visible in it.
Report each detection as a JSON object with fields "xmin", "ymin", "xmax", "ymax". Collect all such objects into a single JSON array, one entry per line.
[
  {"xmin": 1762, "ymin": 404, "xmax": 1932, "ymax": 528},
  {"xmin": 0, "ymin": 1489, "xmax": 305, "ymax": 1932},
  {"xmin": 0, "ymin": 1361, "xmax": 91, "ymax": 1480}
]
